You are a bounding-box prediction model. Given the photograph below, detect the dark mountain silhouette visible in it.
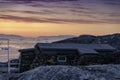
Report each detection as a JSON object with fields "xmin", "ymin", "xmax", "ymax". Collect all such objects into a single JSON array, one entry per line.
[
  {"xmin": 0, "ymin": 34, "xmax": 75, "ymax": 42},
  {"xmin": 0, "ymin": 34, "xmax": 23, "ymax": 39},
  {"xmin": 55, "ymin": 33, "xmax": 120, "ymax": 50},
  {"xmin": 37, "ymin": 35, "xmax": 75, "ymax": 41},
  {"xmin": 38, "ymin": 35, "xmax": 75, "ymax": 38}
]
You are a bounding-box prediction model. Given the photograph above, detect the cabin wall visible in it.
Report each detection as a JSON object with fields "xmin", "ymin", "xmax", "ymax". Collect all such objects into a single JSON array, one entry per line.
[
  {"xmin": 30, "ymin": 49, "xmax": 79, "ymax": 69},
  {"xmin": 42, "ymin": 49, "xmax": 79, "ymax": 65},
  {"xmin": 78, "ymin": 54, "xmax": 101, "ymax": 65},
  {"xmin": 20, "ymin": 51, "xmax": 35, "ymax": 72},
  {"xmin": 19, "ymin": 47, "xmax": 116, "ymax": 72},
  {"xmin": 78, "ymin": 51, "xmax": 115, "ymax": 65}
]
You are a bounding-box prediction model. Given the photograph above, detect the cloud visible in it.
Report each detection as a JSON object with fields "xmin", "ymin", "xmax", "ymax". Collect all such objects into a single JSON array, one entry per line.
[
  {"xmin": 2, "ymin": 10, "xmax": 62, "ymax": 15},
  {"xmin": 0, "ymin": 15, "xmax": 61, "ymax": 23},
  {"xmin": 3, "ymin": 0, "xmax": 78, "ymax": 3},
  {"xmin": 101, "ymin": 19, "xmax": 120, "ymax": 24},
  {"xmin": 0, "ymin": 0, "xmax": 120, "ymax": 24},
  {"xmin": 1, "ymin": 14, "xmax": 119, "ymax": 24},
  {"xmin": 100, "ymin": 0, "xmax": 120, "ymax": 5}
]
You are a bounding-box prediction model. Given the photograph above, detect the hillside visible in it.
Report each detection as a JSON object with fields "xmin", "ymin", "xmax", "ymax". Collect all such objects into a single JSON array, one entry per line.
[
  {"xmin": 0, "ymin": 34, "xmax": 23, "ymax": 39},
  {"xmin": 37, "ymin": 35, "xmax": 75, "ymax": 42},
  {"xmin": 0, "ymin": 34, "xmax": 75, "ymax": 40},
  {"xmin": 55, "ymin": 33, "xmax": 120, "ymax": 50},
  {"xmin": 10, "ymin": 65, "xmax": 120, "ymax": 80}
]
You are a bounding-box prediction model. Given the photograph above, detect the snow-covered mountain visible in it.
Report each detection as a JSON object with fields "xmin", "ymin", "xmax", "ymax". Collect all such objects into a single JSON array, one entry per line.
[
  {"xmin": 0, "ymin": 34, "xmax": 75, "ymax": 41},
  {"xmin": 0, "ymin": 34, "xmax": 23, "ymax": 39},
  {"xmin": 55, "ymin": 33, "xmax": 120, "ymax": 50},
  {"xmin": 37, "ymin": 35, "xmax": 75, "ymax": 42}
]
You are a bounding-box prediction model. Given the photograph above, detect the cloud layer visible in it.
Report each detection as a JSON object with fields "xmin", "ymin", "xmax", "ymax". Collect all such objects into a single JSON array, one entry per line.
[{"xmin": 0, "ymin": 0, "xmax": 120, "ymax": 24}]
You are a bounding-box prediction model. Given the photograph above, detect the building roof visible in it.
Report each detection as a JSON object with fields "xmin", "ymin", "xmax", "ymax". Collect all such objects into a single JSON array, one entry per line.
[
  {"xmin": 36, "ymin": 43, "xmax": 116, "ymax": 54},
  {"xmin": 19, "ymin": 48, "xmax": 35, "ymax": 53}
]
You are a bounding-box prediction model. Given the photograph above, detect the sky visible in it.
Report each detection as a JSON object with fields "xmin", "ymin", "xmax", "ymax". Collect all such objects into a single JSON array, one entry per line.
[{"xmin": 0, "ymin": 0, "xmax": 120, "ymax": 37}]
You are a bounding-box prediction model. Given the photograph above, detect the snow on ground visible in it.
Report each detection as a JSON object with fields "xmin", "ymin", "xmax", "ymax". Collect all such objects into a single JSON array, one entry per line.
[
  {"xmin": 10, "ymin": 65, "xmax": 120, "ymax": 80},
  {"xmin": 0, "ymin": 75, "xmax": 7, "ymax": 80}
]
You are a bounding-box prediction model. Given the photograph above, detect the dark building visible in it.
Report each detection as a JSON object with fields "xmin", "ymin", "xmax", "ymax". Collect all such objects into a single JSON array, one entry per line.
[
  {"xmin": 19, "ymin": 48, "xmax": 35, "ymax": 72},
  {"xmin": 19, "ymin": 43, "xmax": 116, "ymax": 72}
]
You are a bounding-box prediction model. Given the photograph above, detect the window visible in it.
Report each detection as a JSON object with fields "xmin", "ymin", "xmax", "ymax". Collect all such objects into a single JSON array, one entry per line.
[{"xmin": 57, "ymin": 55, "xmax": 67, "ymax": 63}]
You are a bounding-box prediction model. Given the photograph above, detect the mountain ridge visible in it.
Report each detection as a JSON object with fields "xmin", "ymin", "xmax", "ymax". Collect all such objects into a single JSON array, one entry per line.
[
  {"xmin": 0, "ymin": 34, "xmax": 24, "ymax": 39},
  {"xmin": 55, "ymin": 33, "xmax": 120, "ymax": 50},
  {"xmin": 0, "ymin": 34, "xmax": 75, "ymax": 38}
]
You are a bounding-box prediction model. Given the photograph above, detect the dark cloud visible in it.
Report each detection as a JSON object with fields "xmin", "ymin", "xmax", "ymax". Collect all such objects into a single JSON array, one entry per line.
[
  {"xmin": 46, "ymin": 18, "xmax": 107, "ymax": 24},
  {"xmin": 1, "ymin": 15, "xmax": 119, "ymax": 24},
  {"xmin": 4, "ymin": 0, "xmax": 78, "ymax": 3},
  {"xmin": 100, "ymin": 0, "xmax": 120, "ymax": 5},
  {"xmin": 1, "ymin": 10, "xmax": 62, "ymax": 15},
  {"xmin": 0, "ymin": 15, "xmax": 61, "ymax": 23},
  {"xmin": 0, "ymin": 0, "xmax": 120, "ymax": 24},
  {"xmin": 100, "ymin": 19, "xmax": 120, "ymax": 24}
]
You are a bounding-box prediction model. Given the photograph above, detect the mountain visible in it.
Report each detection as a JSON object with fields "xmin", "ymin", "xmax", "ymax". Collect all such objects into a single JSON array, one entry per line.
[
  {"xmin": 37, "ymin": 35, "xmax": 75, "ymax": 42},
  {"xmin": 0, "ymin": 34, "xmax": 23, "ymax": 39},
  {"xmin": 10, "ymin": 65, "xmax": 120, "ymax": 80},
  {"xmin": 38, "ymin": 35, "xmax": 75, "ymax": 38},
  {"xmin": 0, "ymin": 34, "xmax": 75, "ymax": 41},
  {"xmin": 55, "ymin": 33, "xmax": 120, "ymax": 50}
]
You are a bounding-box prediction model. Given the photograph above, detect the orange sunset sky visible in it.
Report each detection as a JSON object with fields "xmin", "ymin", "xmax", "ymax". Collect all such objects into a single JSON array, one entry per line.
[{"xmin": 0, "ymin": 0, "xmax": 120, "ymax": 37}]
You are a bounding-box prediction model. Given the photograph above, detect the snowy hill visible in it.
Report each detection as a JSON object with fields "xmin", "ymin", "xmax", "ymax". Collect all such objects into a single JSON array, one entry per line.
[
  {"xmin": 0, "ymin": 34, "xmax": 23, "ymax": 39},
  {"xmin": 37, "ymin": 35, "xmax": 75, "ymax": 42},
  {"xmin": 10, "ymin": 65, "xmax": 120, "ymax": 80},
  {"xmin": 55, "ymin": 33, "xmax": 120, "ymax": 50}
]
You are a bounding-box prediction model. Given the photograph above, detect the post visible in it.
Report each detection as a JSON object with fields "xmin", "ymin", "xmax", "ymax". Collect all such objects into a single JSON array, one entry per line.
[
  {"xmin": 0, "ymin": 38, "xmax": 10, "ymax": 80},
  {"xmin": 19, "ymin": 54, "xmax": 21, "ymax": 73},
  {"xmin": 8, "ymin": 39, "xmax": 10, "ymax": 74}
]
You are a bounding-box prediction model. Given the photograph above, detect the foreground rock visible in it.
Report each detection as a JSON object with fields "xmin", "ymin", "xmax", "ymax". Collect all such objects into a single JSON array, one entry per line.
[{"xmin": 10, "ymin": 65, "xmax": 120, "ymax": 80}]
